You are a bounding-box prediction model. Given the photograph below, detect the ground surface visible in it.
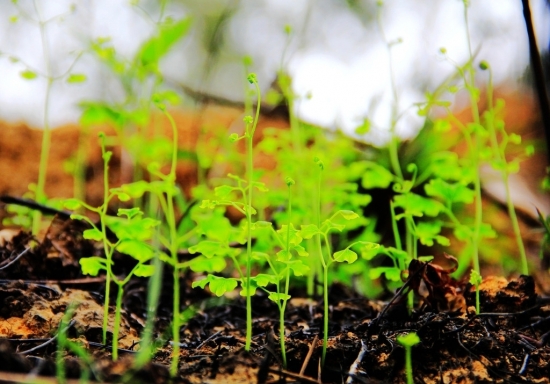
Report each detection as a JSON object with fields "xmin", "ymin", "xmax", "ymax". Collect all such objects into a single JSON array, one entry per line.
[
  {"xmin": 0, "ymin": 218, "xmax": 549, "ymax": 384},
  {"xmin": 0, "ymin": 110, "xmax": 550, "ymax": 383}
]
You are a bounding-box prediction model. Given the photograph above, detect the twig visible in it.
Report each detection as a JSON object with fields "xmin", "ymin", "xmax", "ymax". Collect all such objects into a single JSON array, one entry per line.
[
  {"xmin": 300, "ymin": 335, "xmax": 318, "ymax": 375},
  {"xmin": 0, "ymin": 247, "xmax": 30, "ymax": 270},
  {"xmin": 519, "ymin": 354, "xmax": 530, "ymax": 376},
  {"xmin": 196, "ymin": 330, "xmax": 222, "ymax": 350},
  {"xmin": 20, "ymin": 320, "xmax": 75, "ymax": 355},
  {"xmin": 268, "ymin": 367, "xmax": 321, "ymax": 384},
  {"xmin": 346, "ymin": 340, "xmax": 369, "ymax": 384}
]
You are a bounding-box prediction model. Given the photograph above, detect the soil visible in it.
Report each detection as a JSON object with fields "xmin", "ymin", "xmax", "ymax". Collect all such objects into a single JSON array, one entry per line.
[
  {"xmin": 0, "ymin": 100, "xmax": 550, "ymax": 383},
  {"xmin": 0, "ymin": 218, "xmax": 550, "ymax": 384}
]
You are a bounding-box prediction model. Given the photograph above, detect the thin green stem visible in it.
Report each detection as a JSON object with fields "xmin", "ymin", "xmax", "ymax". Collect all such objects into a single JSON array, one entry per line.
[
  {"xmin": 32, "ymin": 0, "xmax": 54, "ymax": 234},
  {"xmin": 112, "ymin": 283, "xmax": 124, "ymax": 361},
  {"xmin": 244, "ymin": 76, "xmax": 261, "ymax": 352}
]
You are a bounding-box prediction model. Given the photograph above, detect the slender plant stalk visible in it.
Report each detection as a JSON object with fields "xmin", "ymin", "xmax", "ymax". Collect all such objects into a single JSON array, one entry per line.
[
  {"xmin": 157, "ymin": 107, "xmax": 182, "ymax": 377},
  {"xmin": 463, "ymin": 0, "xmax": 483, "ymax": 313},
  {"xmin": 98, "ymin": 135, "xmax": 112, "ymax": 346},
  {"xmin": 484, "ymin": 65, "xmax": 528, "ymax": 275},
  {"xmin": 279, "ymin": 180, "xmax": 293, "ymax": 368},
  {"xmin": 244, "ymin": 73, "xmax": 261, "ymax": 352},
  {"xmin": 32, "ymin": 0, "xmax": 54, "ymax": 235}
]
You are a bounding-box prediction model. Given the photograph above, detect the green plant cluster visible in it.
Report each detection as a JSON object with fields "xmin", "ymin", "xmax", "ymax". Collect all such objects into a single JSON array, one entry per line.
[{"xmin": 2, "ymin": 0, "xmax": 545, "ymax": 381}]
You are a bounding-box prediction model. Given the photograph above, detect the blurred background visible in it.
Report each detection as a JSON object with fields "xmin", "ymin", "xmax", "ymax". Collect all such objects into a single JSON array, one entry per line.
[{"xmin": 0, "ymin": 0, "xmax": 549, "ymax": 145}]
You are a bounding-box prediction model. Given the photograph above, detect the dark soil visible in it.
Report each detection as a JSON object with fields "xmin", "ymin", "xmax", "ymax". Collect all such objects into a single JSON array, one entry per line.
[{"xmin": 0, "ymin": 214, "xmax": 549, "ymax": 384}]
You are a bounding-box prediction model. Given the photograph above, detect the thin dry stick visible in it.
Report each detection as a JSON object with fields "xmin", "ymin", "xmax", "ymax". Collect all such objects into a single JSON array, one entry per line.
[
  {"xmin": 267, "ymin": 367, "xmax": 321, "ymax": 384},
  {"xmin": 300, "ymin": 335, "xmax": 319, "ymax": 375},
  {"xmin": 346, "ymin": 340, "xmax": 368, "ymax": 384}
]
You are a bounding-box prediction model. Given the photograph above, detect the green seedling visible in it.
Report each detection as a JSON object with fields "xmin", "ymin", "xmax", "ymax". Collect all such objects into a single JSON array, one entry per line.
[
  {"xmin": 479, "ymin": 60, "xmax": 533, "ymax": 275},
  {"xmin": 249, "ymin": 177, "xmax": 310, "ymax": 368},
  {"xmin": 397, "ymin": 332, "xmax": 420, "ymax": 384},
  {"xmin": 301, "ymin": 156, "xmax": 379, "ymax": 366},
  {"xmin": 7, "ymin": 2, "xmax": 85, "ymax": 234},
  {"xmin": 205, "ymin": 72, "xmax": 262, "ymax": 352},
  {"xmin": 64, "ymin": 133, "xmax": 159, "ymax": 360},
  {"xmin": 56, "ymin": 303, "xmax": 94, "ymax": 384}
]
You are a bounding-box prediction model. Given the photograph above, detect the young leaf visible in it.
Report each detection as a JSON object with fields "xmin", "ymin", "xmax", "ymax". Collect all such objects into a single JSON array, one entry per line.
[
  {"xmin": 277, "ymin": 224, "xmax": 302, "ymax": 246},
  {"xmin": 300, "ymin": 224, "xmax": 321, "ymax": 239},
  {"xmin": 425, "ymin": 179, "xmax": 474, "ymax": 204},
  {"xmin": 361, "ymin": 162, "xmax": 394, "ymax": 189},
  {"xmin": 369, "ymin": 266, "xmax": 402, "ymax": 281},
  {"xmin": 214, "ymin": 185, "xmax": 236, "ymax": 198},
  {"xmin": 121, "ymin": 181, "xmax": 150, "ymax": 198},
  {"xmin": 254, "ymin": 274, "xmax": 279, "ymax": 286},
  {"xmin": 276, "ymin": 250, "xmax": 292, "ymax": 262},
  {"xmin": 139, "ymin": 18, "xmax": 192, "ymax": 67},
  {"xmin": 134, "ymin": 264, "xmax": 154, "ymax": 277},
  {"xmin": 20, "ymin": 70, "xmax": 37, "ymax": 80},
  {"xmin": 188, "ymin": 255, "xmax": 226, "ymax": 273},
  {"xmin": 83, "ymin": 228, "xmax": 103, "ymax": 241},
  {"xmin": 116, "ymin": 240, "xmax": 154, "ymax": 262},
  {"xmin": 397, "ymin": 332, "xmax": 420, "ymax": 347},
  {"xmin": 333, "ymin": 248, "xmax": 358, "ymax": 263},
  {"xmin": 192, "ymin": 275, "xmax": 238, "ymax": 297},
  {"xmin": 80, "ymin": 257, "xmax": 108, "ymax": 276},
  {"xmin": 415, "ymin": 221, "xmax": 450, "ymax": 247},
  {"xmin": 67, "ymin": 73, "xmax": 87, "ymax": 83},
  {"xmin": 393, "ymin": 193, "xmax": 444, "ymax": 217},
  {"xmin": 188, "ymin": 241, "xmax": 226, "ymax": 258},
  {"xmin": 337, "ymin": 210, "xmax": 360, "ymax": 220},
  {"xmin": 287, "ymin": 260, "xmax": 310, "ymax": 276},
  {"xmin": 268, "ymin": 292, "xmax": 291, "ymax": 303},
  {"xmin": 292, "ymin": 245, "xmax": 309, "ymax": 257},
  {"xmin": 63, "ymin": 198, "xmax": 82, "ymax": 210}
]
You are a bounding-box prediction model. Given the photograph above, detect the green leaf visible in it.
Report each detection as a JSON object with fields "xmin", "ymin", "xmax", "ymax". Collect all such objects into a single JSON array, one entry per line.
[
  {"xmin": 393, "ymin": 193, "xmax": 444, "ymax": 217},
  {"xmin": 333, "ymin": 249, "xmax": 358, "ymax": 263},
  {"xmin": 254, "ymin": 274, "xmax": 279, "ymax": 286},
  {"xmin": 192, "ymin": 275, "xmax": 238, "ymax": 297},
  {"xmin": 188, "ymin": 241, "xmax": 226, "ymax": 258},
  {"xmin": 415, "ymin": 221, "xmax": 448, "ymax": 247},
  {"xmin": 480, "ymin": 223, "xmax": 497, "ymax": 239},
  {"xmin": 117, "ymin": 207, "xmax": 142, "ymax": 219},
  {"xmin": 83, "ymin": 228, "xmax": 103, "ymax": 241},
  {"xmin": 105, "ymin": 216, "xmax": 159, "ymax": 241},
  {"xmin": 67, "ymin": 73, "xmax": 87, "ymax": 83},
  {"xmin": 254, "ymin": 221, "xmax": 273, "ymax": 228},
  {"xmin": 300, "ymin": 224, "xmax": 321, "ymax": 239},
  {"xmin": 188, "ymin": 255, "xmax": 226, "ymax": 273},
  {"xmin": 337, "ymin": 210, "xmax": 360, "ymax": 220},
  {"xmin": 425, "ymin": 179, "xmax": 474, "ymax": 204},
  {"xmin": 139, "ymin": 17, "xmax": 192, "ymax": 67},
  {"xmin": 469, "ymin": 269, "xmax": 482, "ymax": 286},
  {"xmin": 369, "ymin": 267, "xmax": 402, "ymax": 281},
  {"xmin": 397, "ymin": 332, "xmax": 420, "ymax": 347},
  {"xmin": 252, "ymin": 182, "xmax": 269, "ymax": 192},
  {"xmin": 116, "ymin": 240, "xmax": 154, "ymax": 262},
  {"xmin": 134, "ymin": 264, "xmax": 154, "ymax": 277},
  {"xmin": 80, "ymin": 257, "xmax": 108, "ymax": 276},
  {"xmin": 121, "ymin": 181, "xmax": 150, "ymax": 198},
  {"xmin": 277, "ymin": 224, "xmax": 302, "ymax": 246},
  {"xmin": 276, "ymin": 250, "xmax": 292, "ymax": 262},
  {"xmin": 287, "ymin": 260, "xmax": 310, "ymax": 276},
  {"xmin": 268, "ymin": 292, "xmax": 291, "ymax": 303},
  {"xmin": 361, "ymin": 162, "xmax": 394, "ymax": 189},
  {"xmin": 63, "ymin": 198, "xmax": 82, "ymax": 210},
  {"xmin": 20, "ymin": 70, "xmax": 37, "ymax": 80},
  {"xmin": 239, "ymin": 279, "xmax": 258, "ymax": 297},
  {"xmin": 322, "ymin": 219, "xmax": 345, "ymax": 233},
  {"xmin": 214, "ymin": 185, "xmax": 236, "ymax": 198},
  {"xmin": 292, "ymin": 245, "xmax": 309, "ymax": 257},
  {"xmin": 79, "ymin": 103, "xmax": 123, "ymax": 127}
]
